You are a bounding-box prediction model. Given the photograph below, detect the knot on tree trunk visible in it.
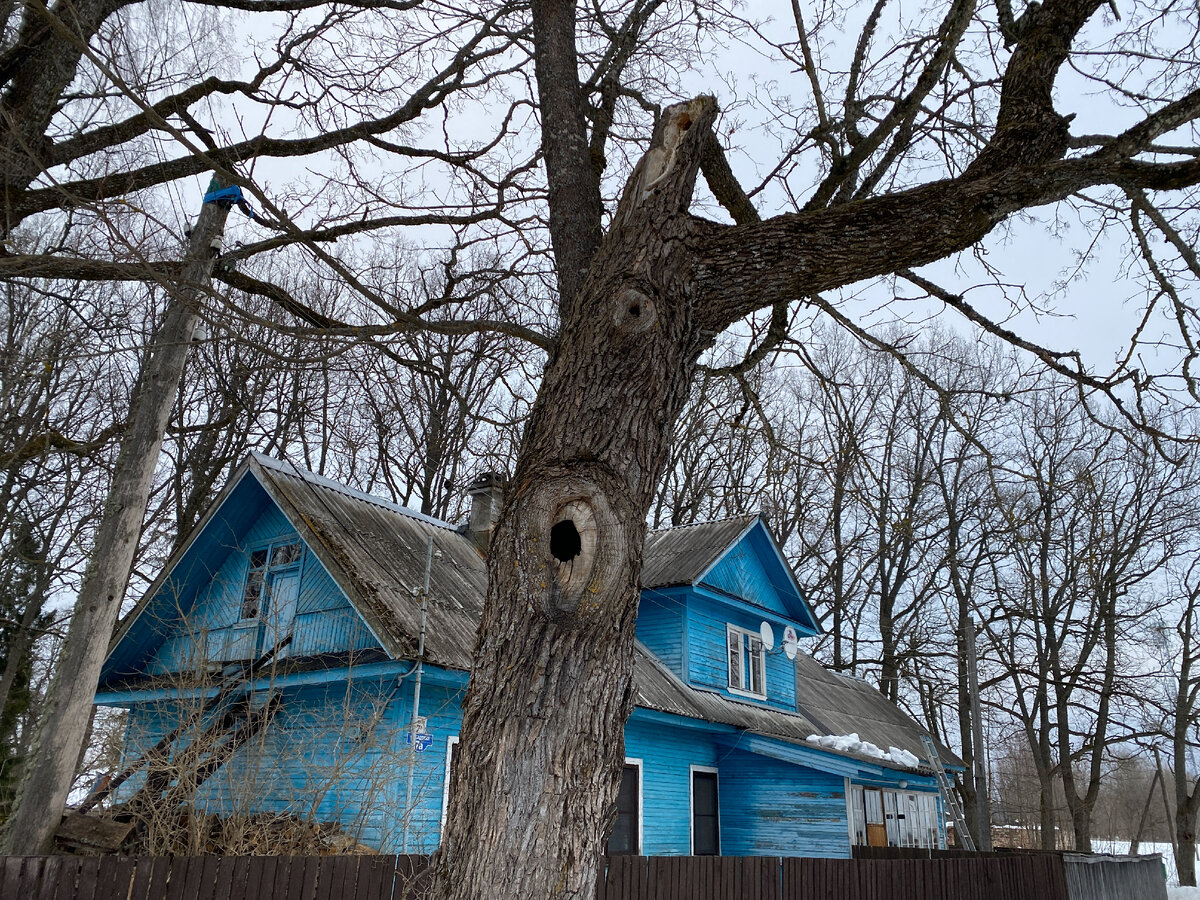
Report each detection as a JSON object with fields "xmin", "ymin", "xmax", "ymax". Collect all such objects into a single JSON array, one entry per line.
[
  {"xmin": 514, "ymin": 474, "xmax": 627, "ymax": 621},
  {"xmin": 612, "ymin": 286, "xmax": 658, "ymax": 334}
]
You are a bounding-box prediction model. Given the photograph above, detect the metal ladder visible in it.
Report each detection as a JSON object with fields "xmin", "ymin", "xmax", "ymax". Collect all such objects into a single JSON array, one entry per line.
[{"xmin": 921, "ymin": 734, "xmax": 976, "ymax": 851}]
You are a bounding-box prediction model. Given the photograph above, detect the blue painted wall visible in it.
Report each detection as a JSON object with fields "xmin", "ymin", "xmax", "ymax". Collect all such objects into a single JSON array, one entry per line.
[
  {"xmin": 624, "ymin": 715, "xmax": 721, "ymax": 855},
  {"xmin": 635, "ymin": 589, "xmax": 686, "ymax": 678},
  {"xmin": 118, "ymin": 673, "xmax": 468, "ymax": 853},
  {"xmin": 684, "ymin": 594, "xmax": 798, "ymax": 712},
  {"xmin": 144, "ymin": 502, "xmax": 379, "ymax": 676},
  {"xmin": 699, "ymin": 535, "xmax": 790, "ymax": 619},
  {"xmin": 718, "ymin": 749, "xmax": 850, "ymax": 858}
]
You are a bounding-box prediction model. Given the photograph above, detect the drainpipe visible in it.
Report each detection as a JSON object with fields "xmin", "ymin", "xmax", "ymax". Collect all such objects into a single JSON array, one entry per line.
[{"xmin": 401, "ymin": 536, "xmax": 434, "ymax": 852}]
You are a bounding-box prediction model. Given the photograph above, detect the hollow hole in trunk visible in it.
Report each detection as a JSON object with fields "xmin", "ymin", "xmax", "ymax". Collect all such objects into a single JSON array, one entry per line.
[
  {"xmin": 629, "ymin": 302, "xmax": 641, "ymax": 317},
  {"xmin": 550, "ymin": 519, "xmax": 582, "ymax": 563}
]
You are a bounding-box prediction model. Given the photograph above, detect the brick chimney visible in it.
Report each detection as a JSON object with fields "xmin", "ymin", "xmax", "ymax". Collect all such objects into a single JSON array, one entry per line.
[{"xmin": 467, "ymin": 472, "xmax": 505, "ymax": 554}]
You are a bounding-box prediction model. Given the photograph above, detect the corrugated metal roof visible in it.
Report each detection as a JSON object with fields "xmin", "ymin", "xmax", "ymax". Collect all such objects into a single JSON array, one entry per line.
[
  {"xmin": 250, "ymin": 455, "xmax": 486, "ymax": 671},
  {"xmin": 633, "ymin": 644, "xmax": 817, "ymax": 741},
  {"xmin": 791, "ymin": 654, "xmax": 964, "ymax": 769},
  {"xmin": 641, "ymin": 516, "xmax": 758, "ymax": 588}
]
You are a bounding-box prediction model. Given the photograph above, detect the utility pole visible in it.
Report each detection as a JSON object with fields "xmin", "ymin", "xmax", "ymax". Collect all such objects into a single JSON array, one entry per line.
[
  {"xmin": 2, "ymin": 176, "xmax": 239, "ymax": 854},
  {"xmin": 966, "ymin": 616, "xmax": 992, "ymax": 850},
  {"xmin": 402, "ymin": 535, "xmax": 434, "ymax": 852}
]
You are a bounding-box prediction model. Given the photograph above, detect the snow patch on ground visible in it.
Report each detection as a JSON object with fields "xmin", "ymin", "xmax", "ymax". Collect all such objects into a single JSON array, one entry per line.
[
  {"xmin": 806, "ymin": 733, "xmax": 921, "ymax": 768},
  {"xmin": 1167, "ymin": 887, "xmax": 1200, "ymax": 899}
]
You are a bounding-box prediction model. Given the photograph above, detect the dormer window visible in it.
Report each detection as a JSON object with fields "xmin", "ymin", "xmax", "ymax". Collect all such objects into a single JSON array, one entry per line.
[{"xmin": 727, "ymin": 625, "xmax": 766, "ymax": 698}]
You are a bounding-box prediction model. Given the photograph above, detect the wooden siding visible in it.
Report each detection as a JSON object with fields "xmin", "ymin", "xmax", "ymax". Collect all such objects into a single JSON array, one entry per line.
[
  {"xmin": 684, "ymin": 595, "xmax": 798, "ymax": 712},
  {"xmin": 635, "ymin": 590, "xmax": 686, "ymax": 678},
  {"xmin": 117, "ymin": 678, "xmax": 467, "ymax": 854},
  {"xmin": 144, "ymin": 503, "xmax": 380, "ymax": 676},
  {"xmin": 718, "ymin": 750, "xmax": 850, "ymax": 858},
  {"xmin": 624, "ymin": 719, "xmax": 719, "ymax": 856},
  {"xmin": 118, "ymin": 688, "xmax": 899, "ymax": 859},
  {"xmin": 698, "ymin": 535, "xmax": 790, "ymax": 619}
]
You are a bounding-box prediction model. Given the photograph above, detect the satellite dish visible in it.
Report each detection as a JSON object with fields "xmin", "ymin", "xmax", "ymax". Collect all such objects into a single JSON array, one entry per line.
[
  {"xmin": 782, "ymin": 626, "xmax": 799, "ymax": 660},
  {"xmin": 759, "ymin": 621, "xmax": 775, "ymax": 651}
]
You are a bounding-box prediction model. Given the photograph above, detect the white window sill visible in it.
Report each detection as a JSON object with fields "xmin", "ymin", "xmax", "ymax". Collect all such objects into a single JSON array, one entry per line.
[{"xmin": 727, "ymin": 686, "xmax": 768, "ymax": 701}]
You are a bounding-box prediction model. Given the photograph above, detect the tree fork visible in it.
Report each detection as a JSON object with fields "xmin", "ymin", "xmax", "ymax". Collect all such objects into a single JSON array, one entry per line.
[
  {"xmin": 431, "ymin": 97, "xmax": 718, "ymax": 900},
  {"xmin": 1, "ymin": 181, "xmax": 231, "ymax": 854}
]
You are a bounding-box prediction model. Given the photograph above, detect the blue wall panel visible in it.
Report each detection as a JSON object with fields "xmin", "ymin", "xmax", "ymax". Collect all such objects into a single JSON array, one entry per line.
[
  {"xmin": 117, "ymin": 684, "xmax": 859, "ymax": 857},
  {"xmin": 699, "ymin": 536, "xmax": 789, "ymax": 618},
  {"xmin": 118, "ymin": 674, "xmax": 467, "ymax": 853},
  {"xmin": 684, "ymin": 595, "xmax": 797, "ymax": 712},
  {"xmin": 144, "ymin": 500, "xmax": 380, "ymax": 676},
  {"xmin": 635, "ymin": 590, "xmax": 686, "ymax": 677},
  {"xmin": 624, "ymin": 717, "xmax": 720, "ymax": 855},
  {"xmin": 719, "ymin": 749, "xmax": 850, "ymax": 858}
]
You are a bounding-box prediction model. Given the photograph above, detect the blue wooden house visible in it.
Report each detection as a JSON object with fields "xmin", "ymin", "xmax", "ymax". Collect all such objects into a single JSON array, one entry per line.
[{"xmin": 96, "ymin": 453, "xmax": 959, "ymax": 856}]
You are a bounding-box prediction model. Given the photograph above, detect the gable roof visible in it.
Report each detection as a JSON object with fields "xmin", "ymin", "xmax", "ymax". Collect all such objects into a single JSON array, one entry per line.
[
  {"xmin": 104, "ymin": 453, "xmax": 954, "ymax": 772},
  {"xmin": 642, "ymin": 516, "xmax": 820, "ymax": 633},
  {"xmin": 641, "ymin": 516, "xmax": 759, "ymax": 587},
  {"xmin": 250, "ymin": 454, "xmax": 484, "ymax": 671}
]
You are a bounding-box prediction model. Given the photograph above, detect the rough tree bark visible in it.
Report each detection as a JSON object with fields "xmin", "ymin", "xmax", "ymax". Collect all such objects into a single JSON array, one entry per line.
[
  {"xmin": 0, "ymin": 188, "xmax": 231, "ymax": 854},
  {"xmin": 435, "ymin": 93, "xmax": 721, "ymax": 900},
  {"xmin": 429, "ymin": 0, "xmax": 1200, "ymax": 895}
]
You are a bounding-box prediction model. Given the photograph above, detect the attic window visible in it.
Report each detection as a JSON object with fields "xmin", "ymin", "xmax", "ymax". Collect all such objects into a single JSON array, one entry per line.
[
  {"xmin": 727, "ymin": 625, "xmax": 766, "ymax": 698},
  {"xmin": 550, "ymin": 519, "xmax": 582, "ymax": 563},
  {"xmin": 240, "ymin": 540, "xmax": 301, "ymax": 620}
]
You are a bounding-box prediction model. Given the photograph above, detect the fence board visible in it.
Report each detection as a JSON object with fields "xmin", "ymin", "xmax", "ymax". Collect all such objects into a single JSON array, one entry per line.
[
  {"xmin": 76, "ymin": 857, "xmax": 102, "ymax": 900},
  {"xmin": 52, "ymin": 857, "xmax": 80, "ymax": 900},
  {"xmin": 106, "ymin": 858, "xmax": 136, "ymax": 900},
  {"xmin": 1, "ymin": 855, "xmax": 24, "ymax": 898},
  {"xmin": 211, "ymin": 857, "xmax": 236, "ymax": 900},
  {"xmin": 307, "ymin": 857, "xmax": 328, "ymax": 900},
  {"xmin": 22, "ymin": 857, "xmax": 46, "ymax": 898}
]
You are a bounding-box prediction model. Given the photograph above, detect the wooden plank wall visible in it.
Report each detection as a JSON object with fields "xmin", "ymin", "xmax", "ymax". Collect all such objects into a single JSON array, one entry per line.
[{"xmin": 0, "ymin": 852, "xmax": 1111, "ymax": 900}]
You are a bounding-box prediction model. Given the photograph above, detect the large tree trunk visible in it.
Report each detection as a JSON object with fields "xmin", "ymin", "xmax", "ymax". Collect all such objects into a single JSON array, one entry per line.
[
  {"xmin": 432, "ymin": 97, "xmax": 718, "ymax": 900},
  {"xmin": 0, "ymin": 189, "xmax": 230, "ymax": 854}
]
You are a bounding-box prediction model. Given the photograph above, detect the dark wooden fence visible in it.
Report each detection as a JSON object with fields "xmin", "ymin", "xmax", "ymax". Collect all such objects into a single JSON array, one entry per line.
[
  {"xmin": 0, "ymin": 855, "xmax": 431, "ymax": 900},
  {"xmin": 853, "ymin": 845, "xmax": 1169, "ymax": 900},
  {"xmin": 596, "ymin": 854, "xmax": 1070, "ymax": 900},
  {"xmin": 0, "ymin": 851, "xmax": 1167, "ymax": 900}
]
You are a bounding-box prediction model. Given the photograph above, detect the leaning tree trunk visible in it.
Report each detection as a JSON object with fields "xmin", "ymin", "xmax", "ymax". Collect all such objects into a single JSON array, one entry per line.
[
  {"xmin": 1, "ymin": 188, "xmax": 230, "ymax": 854},
  {"xmin": 431, "ymin": 98, "xmax": 719, "ymax": 900}
]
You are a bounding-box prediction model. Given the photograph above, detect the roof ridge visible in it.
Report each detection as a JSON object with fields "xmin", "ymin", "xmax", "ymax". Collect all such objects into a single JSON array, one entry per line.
[
  {"xmin": 646, "ymin": 512, "xmax": 759, "ymax": 536},
  {"xmin": 249, "ymin": 451, "xmax": 461, "ymax": 532}
]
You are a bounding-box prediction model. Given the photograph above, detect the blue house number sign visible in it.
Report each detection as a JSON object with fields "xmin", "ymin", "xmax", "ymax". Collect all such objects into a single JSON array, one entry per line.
[{"xmin": 405, "ymin": 732, "xmax": 434, "ymax": 752}]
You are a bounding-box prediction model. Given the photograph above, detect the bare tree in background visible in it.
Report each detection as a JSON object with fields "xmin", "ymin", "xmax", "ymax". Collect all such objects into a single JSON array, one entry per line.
[{"xmin": 1, "ymin": 0, "xmax": 1199, "ymax": 891}]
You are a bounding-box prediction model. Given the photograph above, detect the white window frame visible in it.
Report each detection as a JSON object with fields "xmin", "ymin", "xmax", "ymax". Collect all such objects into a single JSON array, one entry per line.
[
  {"xmin": 689, "ymin": 765, "xmax": 720, "ymax": 856},
  {"xmin": 440, "ymin": 735, "xmax": 459, "ymax": 832},
  {"xmin": 845, "ymin": 778, "xmax": 863, "ymax": 847},
  {"xmin": 725, "ymin": 625, "xmax": 767, "ymax": 699},
  {"xmin": 847, "ymin": 784, "xmax": 942, "ymax": 849}
]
